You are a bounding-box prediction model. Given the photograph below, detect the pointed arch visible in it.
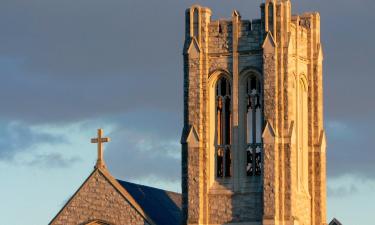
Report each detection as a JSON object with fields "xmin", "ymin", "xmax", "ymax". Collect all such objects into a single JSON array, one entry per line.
[
  {"xmin": 299, "ymin": 74, "xmax": 308, "ymax": 92},
  {"xmin": 190, "ymin": 6, "xmax": 201, "ymax": 39},
  {"xmin": 208, "ymin": 70, "xmax": 233, "ymax": 180},
  {"xmin": 239, "ymin": 68, "xmax": 264, "ymax": 177},
  {"xmin": 81, "ymin": 219, "xmax": 113, "ymax": 225}
]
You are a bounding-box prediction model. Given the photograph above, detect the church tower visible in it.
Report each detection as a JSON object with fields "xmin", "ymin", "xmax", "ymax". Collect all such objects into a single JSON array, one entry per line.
[{"xmin": 181, "ymin": 1, "xmax": 326, "ymax": 225}]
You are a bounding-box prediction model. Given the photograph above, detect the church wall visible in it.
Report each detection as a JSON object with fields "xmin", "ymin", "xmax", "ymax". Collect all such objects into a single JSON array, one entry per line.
[
  {"xmin": 208, "ymin": 192, "xmax": 263, "ymax": 224},
  {"xmin": 204, "ymin": 12, "xmax": 265, "ymax": 225},
  {"xmin": 182, "ymin": 143, "xmax": 200, "ymax": 224},
  {"xmin": 286, "ymin": 16, "xmax": 311, "ymax": 225},
  {"xmin": 285, "ymin": 11, "xmax": 326, "ymax": 225},
  {"xmin": 50, "ymin": 171, "xmax": 149, "ymax": 225},
  {"xmin": 183, "ymin": 2, "xmax": 326, "ymax": 225}
]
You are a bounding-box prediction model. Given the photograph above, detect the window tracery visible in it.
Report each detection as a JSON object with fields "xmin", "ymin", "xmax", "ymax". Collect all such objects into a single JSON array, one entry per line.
[{"xmin": 245, "ymin": 75, "xmax": 263, "ymax": 176}]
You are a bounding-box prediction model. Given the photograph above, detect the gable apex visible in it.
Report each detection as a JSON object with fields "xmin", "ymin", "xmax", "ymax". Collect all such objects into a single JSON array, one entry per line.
[
  {"xmin": 288, "ymin": 121, "xmax": 296, "ymax": 145},
  {"xmin": 317, "ymin": 43, "xmax": 324, "ymax": 61},
  {"xmin": 262, "ymin": 120, "xmax": 276, "ymax": 144},
  {"xmin": 232, "ymin": 10, "xmax": 241, "ymax": 18},
  {"xmin": 183, "ymin": 37, "xmax": 201, "ymax": 56},
  {"xmin": 181, "ymin": 125, "xmax": 199, "ymax": 147},
  {"xmin": 262, "ymin": 31, "xmax": 277, "ymax": 50},
  {"xmin": 49, "ymin": 168, "xmax": 157, "ymax": 225},
  {"xmin": 318, "ymin": 129, "xmax": 327, "ymax": 153},
  {"xmin": 329, "ymin": 218, "xmax": 343, "ymax": 225}
]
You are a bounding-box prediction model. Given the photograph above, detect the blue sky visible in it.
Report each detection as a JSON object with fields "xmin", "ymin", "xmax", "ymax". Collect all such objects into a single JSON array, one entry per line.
[{"xmin": 0, "ymin": 0, "xmax": 374, "ymax": 224}]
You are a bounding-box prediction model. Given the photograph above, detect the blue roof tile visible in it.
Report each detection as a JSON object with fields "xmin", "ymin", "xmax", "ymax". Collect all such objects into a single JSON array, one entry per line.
[{"xmin": 117, "ymin": 179, "xmax": 182, "ymax": 225}]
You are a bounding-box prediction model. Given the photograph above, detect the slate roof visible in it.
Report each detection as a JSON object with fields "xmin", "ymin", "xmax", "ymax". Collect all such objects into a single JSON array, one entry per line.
[{"xmin": 117, "ymin": 179, "xmax": 182, "ymax": 225}]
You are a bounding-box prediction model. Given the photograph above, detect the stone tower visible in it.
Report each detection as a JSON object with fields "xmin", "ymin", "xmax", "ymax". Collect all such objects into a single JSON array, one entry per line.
[{"xmin": 181, "ymin": 1, "xmax": 326, "ymax": 225}]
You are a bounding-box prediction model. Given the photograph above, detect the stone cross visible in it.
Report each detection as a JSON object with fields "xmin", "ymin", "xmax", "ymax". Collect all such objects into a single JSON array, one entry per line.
[{"xmin": 91, "ymin": 128, "xmax": 111, "ymax": 169}]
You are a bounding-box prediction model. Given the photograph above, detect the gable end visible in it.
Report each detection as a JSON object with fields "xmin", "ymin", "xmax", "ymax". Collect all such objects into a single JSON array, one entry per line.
[{"xmin": 49, "ymin": 169, "xmax": 154, "ymax": 225}]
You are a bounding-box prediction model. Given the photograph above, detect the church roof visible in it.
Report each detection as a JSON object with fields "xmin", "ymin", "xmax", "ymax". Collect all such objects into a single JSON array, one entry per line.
[
  {"xmin": 117, "ymin": 179, "xmax": 182, "ymax": 225},
  {"xmin": 329, "ymin": 218, "xmax": 343, "ymax": 225}
]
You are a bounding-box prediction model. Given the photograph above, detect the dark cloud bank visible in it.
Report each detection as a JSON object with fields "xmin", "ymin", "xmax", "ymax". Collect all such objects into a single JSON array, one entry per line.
[{"xmin": 0, "ymin": 0, "xmax": 374, "ymax": 182}]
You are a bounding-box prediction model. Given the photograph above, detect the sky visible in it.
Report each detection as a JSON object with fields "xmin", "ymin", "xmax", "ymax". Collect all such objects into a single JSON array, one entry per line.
[{"xmin": 0, "ymin": 0, "xmax": 374, "ymax": 224}]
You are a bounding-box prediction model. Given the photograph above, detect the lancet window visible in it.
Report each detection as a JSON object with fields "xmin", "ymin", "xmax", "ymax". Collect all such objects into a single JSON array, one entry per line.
[
  {"xmin": 246, "ymin": 76, "xmax": 263, "ymax": 176},
  {"xmin": 216, "ymin": 77, "xmax": 232, "ymax": 178}
]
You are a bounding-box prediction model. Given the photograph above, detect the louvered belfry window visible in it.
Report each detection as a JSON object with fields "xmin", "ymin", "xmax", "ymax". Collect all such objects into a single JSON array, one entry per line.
[
  {"xmin": 246, "ymin": 76, "xmax": 263, "ymax": 176},
  {"xmin": 216, "ymin": 77, "xmax": 232, "ymax": 178}
]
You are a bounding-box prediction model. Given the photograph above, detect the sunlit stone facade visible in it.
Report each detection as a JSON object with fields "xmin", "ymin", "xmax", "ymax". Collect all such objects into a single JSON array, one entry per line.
[{"xmin": 181, "ymin": 1, "xmax": 326, "ymax": 225}]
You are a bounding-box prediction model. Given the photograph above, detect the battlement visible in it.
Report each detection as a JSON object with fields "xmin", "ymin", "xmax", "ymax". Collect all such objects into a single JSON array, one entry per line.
[
  {"xmin": 206, "ymin": 19, "xmax": 264, "ymax": 55},
  {"xmin": 184, "ymin": 2, "xmax": 321, "ymax": 57}
]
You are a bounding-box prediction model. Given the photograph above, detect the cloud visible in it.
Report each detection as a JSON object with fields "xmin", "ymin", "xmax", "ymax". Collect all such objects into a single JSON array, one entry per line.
[
  {"xmin": 0, "ymin": 121, "xmax": 67, "ymax": 160},
  {"xmin": 104, "ymin": 111, "xmax": 181, "ymax": 183},
  {"xmin": 0, "ymin": 0, "xmax": 374, "ymax": 182},
  {"xmin": 26, "ymin": 153, "xmax": 81, "ymax": 169},
  {"xmin": 327, "ymin": 184, "xmax": 358, "ymax": 198},
  {"xmin": 0, "ymin": 0, "xmax": 374, "ymax": 124},
  {"xmin": 326, "ymin": 119, "xmax": 375, "ymax": 180},
  {"xmin": 106, "ymin": 128, "xmax": 181, "ymax": 183}
]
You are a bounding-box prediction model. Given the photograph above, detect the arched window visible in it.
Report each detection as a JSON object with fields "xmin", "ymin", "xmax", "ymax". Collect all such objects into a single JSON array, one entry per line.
[
  {"xmin": 216, "ymin": 77, "xmax": 232, "ymax": 178},
  {"xmin": 193, "ymin": 8, "xmax": 199, "ymax": 38},
  {"xmin": 246, "ymin": 75, "xmax": 263, "ymax": 176}
]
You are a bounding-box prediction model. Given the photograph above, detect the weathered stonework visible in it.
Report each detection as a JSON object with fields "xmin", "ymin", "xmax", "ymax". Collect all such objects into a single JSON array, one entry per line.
[
  {"xmin": 50, "ymin": 169, "xmax": 151, "ymax": 225},
  {"xmin": 182, "ymin": 1, "xmax": 326, "ymax": 225}
]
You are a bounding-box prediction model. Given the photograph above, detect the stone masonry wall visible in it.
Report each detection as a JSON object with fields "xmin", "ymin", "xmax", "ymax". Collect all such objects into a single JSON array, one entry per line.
[
  {"xmin": 183, "ymin": 2, "xmax": 325, "ymax": 225},
  {"xmin": 208, "ymin": 193, "xmax": 263, "ymax": 224},
  {"xmin": 50, "ymin": 170, "xmax": 149, "ymax": 225},
  {"xmin": 183, "ymin": 144, "xmax": 200, "ymax": 224}
]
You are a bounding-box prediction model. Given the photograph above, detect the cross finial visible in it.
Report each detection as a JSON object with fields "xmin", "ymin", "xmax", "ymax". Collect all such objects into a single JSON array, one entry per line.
[{"xmin": 91, "ymin": 128, "xmax": 111, "ymax": 169}]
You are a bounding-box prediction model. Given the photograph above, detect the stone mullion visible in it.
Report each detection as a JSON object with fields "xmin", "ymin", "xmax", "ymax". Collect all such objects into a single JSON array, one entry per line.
[
  {"xmin": 222, "ymin": 96, "xmax": 227, "ymax": 177},
  {"xmin": 252, "ymin": 96, "xmax": 257, "ymax": 175},
  {"xmin": 232, "ymin": 11, "xmax": 240, "ymax": 191}
]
